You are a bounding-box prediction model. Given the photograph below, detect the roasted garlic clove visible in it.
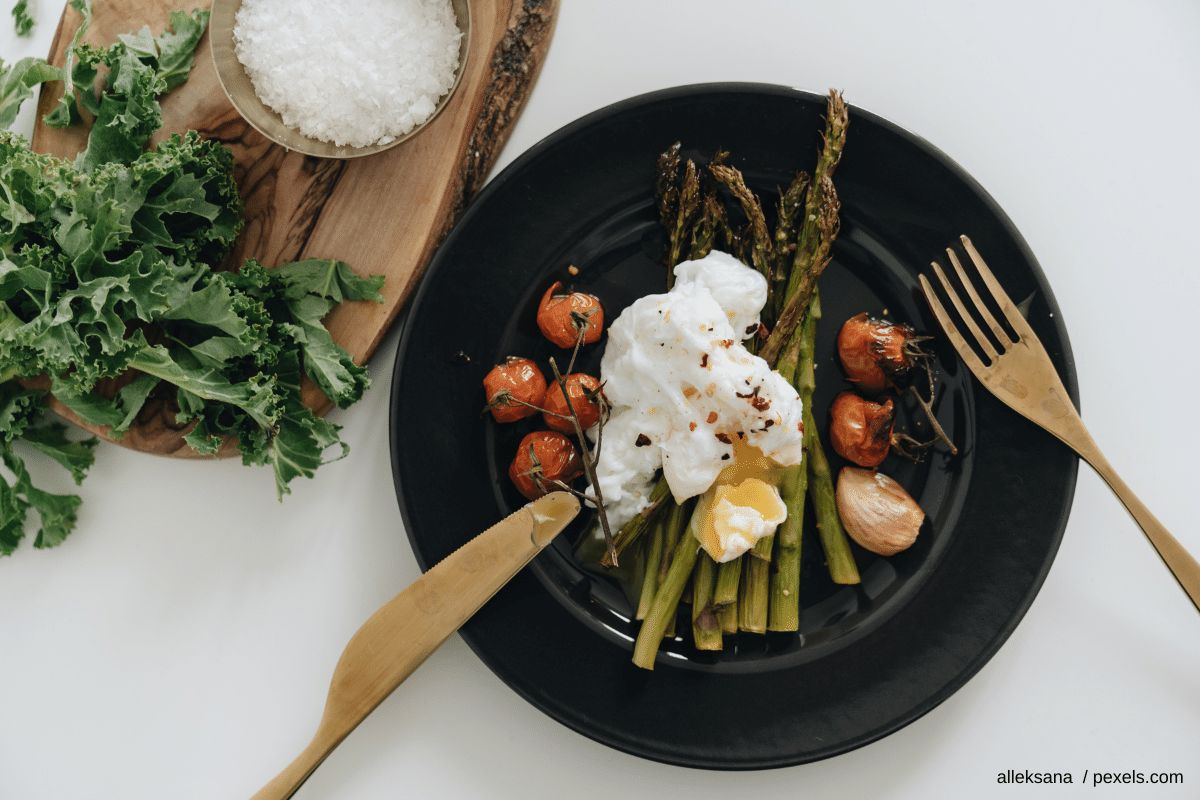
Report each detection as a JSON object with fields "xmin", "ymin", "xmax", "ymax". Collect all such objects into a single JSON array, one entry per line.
[{"xmin": 835, "ymin": 466, "xmax": 925, "ymax": 556}]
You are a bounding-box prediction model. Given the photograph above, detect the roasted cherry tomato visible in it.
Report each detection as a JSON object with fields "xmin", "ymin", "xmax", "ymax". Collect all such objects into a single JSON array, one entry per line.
[
  {"xmin": 483, "ymin": 356, "xmax": 547, "ymax": 423},
  {"xmin": 508, "ymin": 431, "xmax": 583, "ymax": 499},
  {"xmin": 836, "ymin": 312, "xmax": 918, "ymax": 392},
  {"xmin": 829, "ymin": 391, "xmax": 895, "ymax": 468},
  {"xmin": 542, "ymin": 373, "xmax": 604, "ymax": 433},
  {"xmin": 536, "ymin": 281, "xmax": 604, "ymax": 349}
]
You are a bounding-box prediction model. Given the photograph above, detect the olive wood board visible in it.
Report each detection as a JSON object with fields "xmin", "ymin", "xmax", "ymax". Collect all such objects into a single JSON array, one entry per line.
[{"xmin": 31, "ymin": 0, "xmax": 558, "ymax": 456}]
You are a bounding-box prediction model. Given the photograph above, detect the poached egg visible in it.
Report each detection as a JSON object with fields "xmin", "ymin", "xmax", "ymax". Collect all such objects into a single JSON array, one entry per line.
[{"xmin": 591, "ymin": 251, "xmax": 805, "ymax": 562}]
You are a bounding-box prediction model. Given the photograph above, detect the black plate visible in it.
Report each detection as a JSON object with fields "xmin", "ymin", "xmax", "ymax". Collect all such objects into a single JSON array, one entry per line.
[{"xmin": 390, "ymin": 84, "xmax": 1078, "ymax": 769}]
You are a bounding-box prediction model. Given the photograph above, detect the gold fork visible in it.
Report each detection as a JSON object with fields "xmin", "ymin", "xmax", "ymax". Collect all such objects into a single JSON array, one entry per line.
[{"xmin": 920, "ymin": 235, "xmax": 1200, "ymax": 613}]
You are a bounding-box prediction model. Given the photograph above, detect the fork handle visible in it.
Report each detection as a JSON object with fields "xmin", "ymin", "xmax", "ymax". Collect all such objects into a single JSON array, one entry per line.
[{"xmin": 1067, "ymin": 431, "xmax": 1200, "ymax": 613}]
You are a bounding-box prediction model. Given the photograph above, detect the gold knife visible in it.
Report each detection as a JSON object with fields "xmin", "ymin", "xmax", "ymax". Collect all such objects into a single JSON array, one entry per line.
[{"xmin": 253, "ymin": 491, "xmax": 581, "ymax": 799}]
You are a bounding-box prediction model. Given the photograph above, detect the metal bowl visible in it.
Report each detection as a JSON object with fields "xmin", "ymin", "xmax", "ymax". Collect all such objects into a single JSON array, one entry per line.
[{"xmin": 208, "ymin": 0, "xmax": 471, "ymax": 159}]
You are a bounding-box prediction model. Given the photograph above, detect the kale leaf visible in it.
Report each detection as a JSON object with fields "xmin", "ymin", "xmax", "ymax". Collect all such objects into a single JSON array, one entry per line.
[
  {"xmin": 0, "ymin": 58, "xmax": 61, "ymax": 128},
  {"xmin": 43, "ymin": 2, "xmax": 211, "ymax": 173},
  {"xmin": 42, "ymin": 0, "xmax": 93, "ymax": 129},
  {"xmin": 0, "ymin": 388, "xmax": 94, "ymax": 555},
  {"xmin": 11, "ymin": 0, "xmax": 33, "ymax": 37}
]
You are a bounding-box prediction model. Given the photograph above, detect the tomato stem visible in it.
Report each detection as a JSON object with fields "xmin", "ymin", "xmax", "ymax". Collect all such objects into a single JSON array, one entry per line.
[{"xmin": 548, "ymin": 354, "xmax": 616, "ymax": 565}]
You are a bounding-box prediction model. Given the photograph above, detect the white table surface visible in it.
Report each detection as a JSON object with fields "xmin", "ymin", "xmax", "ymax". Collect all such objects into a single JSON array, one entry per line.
[{"xmin": 3, "ymin": 1, "xmax": 1198, "ymax": 797}]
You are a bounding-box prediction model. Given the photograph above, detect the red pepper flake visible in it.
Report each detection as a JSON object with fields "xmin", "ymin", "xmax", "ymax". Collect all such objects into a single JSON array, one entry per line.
[
  {"xmin": 715, "ymin": 432, "xmax": 732, "ymax": 444},
  {"xmin": 719, "ymin": 339, "xmax": 734, "ymax": 348},
  {"xmin": 635, "ymin": 433, "xmax": 651, "ymax": 447},
  {"xmin": 706, "ymin": 411, "xmax": 718, "ymax": 424},
  {"xmin": 797, "ymin": 421, "xmax": 805, "ymax": 433},
  {"xmin": 682, "ymin": 385, "xmax": 699, "ymax": 399},
  {"xmin": 700, "ymin": 353, "xmax": 709, "ymax": 368},
  {"xmin": 736, "ymin": 385, "xmax": 771, "ymax": 412},
  {"xmin": 689, "ymin": 421, "xmax": 698, "ymax": 431}
]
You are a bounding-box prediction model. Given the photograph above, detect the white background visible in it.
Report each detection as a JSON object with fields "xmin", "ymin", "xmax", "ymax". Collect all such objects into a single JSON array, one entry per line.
[{"xmin": 2, "ymin": 1, "xmax": 1198, "ymax": 798}]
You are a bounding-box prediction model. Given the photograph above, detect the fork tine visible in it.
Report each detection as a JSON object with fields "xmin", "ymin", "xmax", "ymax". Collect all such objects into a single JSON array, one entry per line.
[
  {"xmin": 945, "ymin": 247, "xmax": 1012, "ymax": 348},
  {"xmin": 959, "ymin": 235, "xmax": 1035, "ymax": 340},
  {"xmin": 930, "ymin": 260, "xmax": 999, "ymax": 362},
  {"xmin": 918, "ymin": 274, "xmax": 989, "ymax": 376}
]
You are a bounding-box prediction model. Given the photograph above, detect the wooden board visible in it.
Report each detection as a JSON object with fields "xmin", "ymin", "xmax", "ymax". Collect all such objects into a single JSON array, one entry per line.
[{"xmin": 31, "ymin": 0, "xmax": 558, "ymax": 456}]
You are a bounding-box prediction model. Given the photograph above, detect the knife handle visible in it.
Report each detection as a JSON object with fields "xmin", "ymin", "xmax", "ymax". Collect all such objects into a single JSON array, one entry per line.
[{"xmin": 253, "ymin": 492, "xmax": 580, "ymax": 800}]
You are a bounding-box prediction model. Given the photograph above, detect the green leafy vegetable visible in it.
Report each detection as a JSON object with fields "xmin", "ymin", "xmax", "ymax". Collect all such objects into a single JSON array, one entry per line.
[
  {"xmin": 0, "ymin": 382, "xmax": 41, "ymax": 444},
  {"xmin": 43, "ymin": 2, "xmax": 210, "ymax": 173},
  {"xmin": 0, "ymin": 8, "xmax": 383, "ymax": 554},
  {"xmin": 3, "ymin": 446, "xmax": 83, "ymax": 550},
  {"xmin": 43, "ymin": 0, "xmax": 93, "ymax": 129},
  {"xmin": 273, "ymin": 259, "xmax": 383, "ymax": 408},
  {"xmin": 0, "ymin": 58, "xmax": 61, "ymax": 128},
  {"xmin": 20, "ymin": 421, "xmax": 97, "ymax": 483},
  {"xmin": 11, "ymin": 0, "xmax": 33, "ymax": 37},
  {"xmin": 0, "ymin": 390, "xmax": 94, "ymax": 555},
  {"xmin": 121, "ymin": 9, "xmax": 210, "ymax": 91}
]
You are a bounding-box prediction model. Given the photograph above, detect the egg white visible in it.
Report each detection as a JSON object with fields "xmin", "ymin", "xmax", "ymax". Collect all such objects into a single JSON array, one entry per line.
[{"xmin": 591, "ymin": 250, "xmax": 805, "ymax": 558}]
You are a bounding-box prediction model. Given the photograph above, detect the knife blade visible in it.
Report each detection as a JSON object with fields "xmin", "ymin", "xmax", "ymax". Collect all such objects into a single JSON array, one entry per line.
[{"xmin": 253, "ymin": 491, "xmax": 581, "ymax": 799}]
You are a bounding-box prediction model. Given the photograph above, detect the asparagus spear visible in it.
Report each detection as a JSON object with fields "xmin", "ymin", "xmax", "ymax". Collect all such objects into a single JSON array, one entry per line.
[
  {"xmin": 789, "ymin": 90, "xmax": 848, "ymax": 295},
  {"xmin": 709, "ymin": 163, "xmax": 773, "ymax": 284},
  {"xmin": 657, "ymin": 501, "xmax": 688, "ymax": 582},
  {"xmin": 633, "ymin": 493, "xmax": 709, "ymax": 669},
  {"xmin": 602, "ymin": 476, "xmax": 670, "ymax": 566},
  {"xmin": 668, "ymin": 160, "xmax": 700, "ymax": 285},
  {"xmin": 759, "ymin": 177, "xmax": 840, "ymax": 365},
  {"xmin": 655, "ymin": 142, "xmax": 681, "ymax": 234},
  {"xmin": 713, "ymin": 556, "xmax": 742, "ymax": 607},
  {"xmin": 636, "ymin": 515, "xmax": 667, "ymax": 621},
  {"xmin": 714, "ymin": 557, "xmax": 741, "ymax": 634},
  {"xmin": 730, "ymin": 221, "xmax": 754, "ymax": 264},
  {"xmin": 730, "ymin": 297, "xmax": 809, "ymax": 632},
  {"xmin": 692, "ymin": 552, "xmax": 723, "ymax": 651},
  {"xmin": 657, "ymin": 500, "xmax": 689, "ymax": 639},
  {"xmin": 654, "ymin": 142, "xmax": 701, "ymax": 286},
  {"xmin": 759, "ymin": 89, "xmax": 848, "ymax": 365},
  {"xmin": 808, "ymin": 406, "xmax": 859, "ymax": 584},
  {"xmin": 717, "ymin": 598, "xmax": 737, "ymax": 634},
  {"xmin": 738, "ymin": 541, "xmax": 771, "ymax": 634},
  {"xmin": 803, "ymin": 299, "xmax": 860, "ymax": 585},
  {"xmin": 713, "ymin": 199, "xmax": 739, "ymax": 258},
  {"xmin": 688, "ymin": 193, "xmax": 725, "ymax": 260},
  {"xmin": 768, "ymin": 299, "xmax": 819, "ymax": 631},
  {"xmin": 771, "ymin": 171, "xmax": 810, "ymax": 318}
]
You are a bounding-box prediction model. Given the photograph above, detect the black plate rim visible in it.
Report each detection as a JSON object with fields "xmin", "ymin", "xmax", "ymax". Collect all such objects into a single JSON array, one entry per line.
[{"xmin": 389, "ymin": 82, "xmax": 1079, "ymax": 769}]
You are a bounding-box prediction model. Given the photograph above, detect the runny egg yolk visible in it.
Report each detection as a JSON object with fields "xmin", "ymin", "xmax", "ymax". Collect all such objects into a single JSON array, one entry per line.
[{"xmin": 695, "ymin": 439, "xmax": 790, "ymax": 563}]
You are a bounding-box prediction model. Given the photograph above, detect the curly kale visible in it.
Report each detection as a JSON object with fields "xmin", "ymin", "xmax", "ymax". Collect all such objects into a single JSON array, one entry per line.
[
  {"xmin": 0, "ymin": 7, "xmax": 383, "ymax": 553},
  {"xmin": 11, "ymin": 0, "xmax": 33, "ymax": 37}
]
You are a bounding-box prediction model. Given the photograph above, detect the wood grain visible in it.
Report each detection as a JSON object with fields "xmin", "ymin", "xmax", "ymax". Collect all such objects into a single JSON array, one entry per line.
[{"xmin": 30, "ymin": 0, "xmax": 558, "ymax": 457}]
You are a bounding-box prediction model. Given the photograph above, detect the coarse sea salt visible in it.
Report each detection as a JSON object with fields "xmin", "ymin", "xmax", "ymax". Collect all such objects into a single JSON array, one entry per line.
[{"xmin": 233, "ymin": 0, "xmax": 461, "ymax": 148}]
